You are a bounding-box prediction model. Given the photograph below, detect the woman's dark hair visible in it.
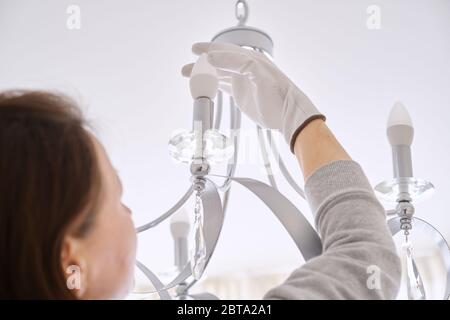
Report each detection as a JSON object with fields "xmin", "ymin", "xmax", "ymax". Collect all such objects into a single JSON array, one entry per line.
[{"xmin": 0, "ymin": 90, "xmax": 101, "ymax": 299}]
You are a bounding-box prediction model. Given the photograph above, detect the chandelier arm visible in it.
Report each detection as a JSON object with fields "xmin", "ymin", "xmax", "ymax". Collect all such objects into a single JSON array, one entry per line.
[
  {"xmin": 137, "ymin": 174, "xmax": 321, "ymax": 296},
  {"xmin": 182, "ymin": 184, "xmax": 232, "ymax": 293},
  {"xmin": 183, "ymin": 279, "xmax": 198, "ymax": 293},
  {"xmin": 222, "ymin": 187, "xmax": 231, "ymax": 216},
  {"xmin": 197, "ymin": 178, "xmax": 225, "ymax": 271},
  {"xmin": 265, "ymin": 129, "xmax": 306, "ymax": 200},
  {"xmin": 211, "ymin": 175, "xmax": 323, "ymax": 260},
  {"xmin": 213, "ymin": 90, "xmax": 223, "ymax": 130},
  {"xmin": 136, "ymin": 186, "xmax": 194, "ymax": 233},
  {"xmin": 257, "ymin": 125, "xmax": 278, "ymax": 189},
  {"xmin": 149, "ymin": 178, "xmax": 224, "ymax": 293},
  {"xmin": 135, "ymin": 260, "xmax": 172, "ymax": 300},
  {"xmin": 182, "ymin": 183, "xmax": 232, "ymax": 294},
  {"xmin": 388, "ymin": 217, "xmax": 450, "ymax": 299},
  {"xmin": 411, "ymin": 258, "xmax": 426, "ymax": 299},
  {"xmin": 218, "ymin": 98, "xmax": 241, "ymax": 192}
]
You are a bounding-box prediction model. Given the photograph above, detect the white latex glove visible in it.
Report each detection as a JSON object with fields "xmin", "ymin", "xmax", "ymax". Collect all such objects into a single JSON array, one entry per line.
[{"xmin": 182, "ymin": 42, "xmax": 326, "ymax": 153}]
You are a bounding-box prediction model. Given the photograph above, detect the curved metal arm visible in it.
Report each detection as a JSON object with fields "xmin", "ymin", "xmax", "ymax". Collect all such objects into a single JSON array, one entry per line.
[
  {"xmin": 135, "ymin": 260, "xmax": 172, "ymax": 300},
  {"xmin": 218, "ymin": 97, "xmax": 241, "ymax": 192},
  {"xmin": 257, "ymin": 125, "xmax": 278, "ymax": 189},
  {"xmin": 212, "ymin": 174, "xmax": 322, "ymax": 260},
  {"xmin": 226, "ymin": 176, "xmax": 322, "ymax": 260},
  {"xmin": 136, "ymin": 186, "xmax": 194, "ymax": 233},
  {"xmin": 388, "ymin": 217, "xmax": 450, "ymax": 300},
  {"xmin": 182, "ymin": 175, "xmax": 321, "ymax": 294},
  {"xmin": 135, "ymin": 179, "xmax": 225, "ymax": 295},
  {"xmin": 265, "ymin": 130, "xmax": 306, "ymax": 200},
  {"xmin": 213, "ymin": 90, "xmax": 223, "ymax": 130}
]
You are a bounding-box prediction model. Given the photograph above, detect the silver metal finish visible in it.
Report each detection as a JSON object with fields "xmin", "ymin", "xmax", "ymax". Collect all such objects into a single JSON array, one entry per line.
[
  {"xmin": 212, "ymin": 26, "xmax": 274, "ymax": 56},
  {"xmin": 392, "ymin": 145, "xmax": 414, "ymax": 179},
  {"xmin": 136, "ymin": 186, "xmax": 194, "ymax": 233},
  {"xmin": 213, "ymin": 90, "xmax": 223, "ymax": 130},
  {"xmin": 193, "ymin": 97, "xmax": 213, "ymax": 133},
  {"xmin": 265, "ymin": 129, "xmax": 307, "ymax": 200},
  {"xmin": 217, "ymin": 97, "xmax": 241, "ymax": 193},
  {"xmin": 136, "ymin": 179, "xmax": 224, "ymax": 294},
  {"xmin": 257, "ymin": 125, "xmax": 278, "ymax": 189},
  {"xmin": 235, "ymin": 0, "xmax": 249, "ymax": 26},
  {"xmin": 211, "ymin": 174, "xmax": 323, "ymax": 260},
  {"xmin": 394, "ymin": 201, "xmax": 415, "ymax": 235},
  {"xmin": 190, "ymin": 162, "xmax": 210, "ymax": 177},
  {"xmin": 135, "ymin": 260, "xmax": 172, "ymax": 300}
]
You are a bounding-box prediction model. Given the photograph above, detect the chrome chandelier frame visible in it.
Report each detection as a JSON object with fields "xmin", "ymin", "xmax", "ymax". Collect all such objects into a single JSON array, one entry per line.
[
  {"xmin": 134, "ymin": 1, "xmax": 322, "ymax": 300},
  {"xmin": 135, "ymin": 1, "xmax": 450, "ymax": 300}
]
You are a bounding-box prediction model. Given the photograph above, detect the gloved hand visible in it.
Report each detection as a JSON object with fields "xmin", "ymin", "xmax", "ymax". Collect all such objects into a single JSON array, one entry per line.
[{"xmin": 182, "ymin": 42, "xmax": 326, "ymax": 153}]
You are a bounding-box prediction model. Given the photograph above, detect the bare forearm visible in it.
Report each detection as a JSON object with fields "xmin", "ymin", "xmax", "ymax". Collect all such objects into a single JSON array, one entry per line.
[{"xmin": 293, "ymin": 119, "xmax": 351, "ymax": 179}]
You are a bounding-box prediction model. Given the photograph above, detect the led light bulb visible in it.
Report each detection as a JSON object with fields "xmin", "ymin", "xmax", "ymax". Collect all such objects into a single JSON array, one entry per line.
[
  {"xmin": 387, "ymin": 101, "xmax": 414, "ymax": 147},
  {"xmin": 375, "ymin": 102, "xmax": 434, "ymax": 203},
  {"xmin": 189, "ymin": 54, "xmax": 219, "ymax": 100}
]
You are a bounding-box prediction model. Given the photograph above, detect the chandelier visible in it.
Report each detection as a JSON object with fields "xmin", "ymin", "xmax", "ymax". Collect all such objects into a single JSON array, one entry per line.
[{"xmin": 133, "ymin": 1, "xmax": 450, "ymax": 300}]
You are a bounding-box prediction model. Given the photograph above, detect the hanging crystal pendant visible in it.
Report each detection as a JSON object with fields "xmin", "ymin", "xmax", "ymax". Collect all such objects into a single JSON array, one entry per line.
[
  {"xmin": 190, "ymin": 191, "xmax": 207, "ymax": 280},
  {"xmin": 402, "ymin": 235, "xmax": 426, "ymax": 300}
]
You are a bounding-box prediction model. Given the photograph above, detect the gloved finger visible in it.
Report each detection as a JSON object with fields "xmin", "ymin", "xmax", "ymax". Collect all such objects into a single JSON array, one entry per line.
[
  {"xmin": 231, "ymin": 74, "xmax": 261, "ymax": 122},
  {"xmin": 181, "ymin": 62, "xmax": 237, "ymax": 80},
  {"xmin": 192, "ymin": 42, "xmax": 245, "ymax": 56},
  {"xmin": 218, "ymin": 83, "xmax": 232, "ymax": 96},
  {"xmin": 181, "ymin": 63, "xmax": 194, "ymax": 77},
  {"xmin": 206, "ymin": 50, "xmax": 266, "ymax": 80},
  {"xmin": 217, "ymin": 72, "xmax": 250, "ymax": 97},
  {"xmin": 181, "ymin": 62, "xmax": 234, "ymax": 96},
  {"xmin": 193, "ymin": 41, "xmax": 271, "ymax": 65}
]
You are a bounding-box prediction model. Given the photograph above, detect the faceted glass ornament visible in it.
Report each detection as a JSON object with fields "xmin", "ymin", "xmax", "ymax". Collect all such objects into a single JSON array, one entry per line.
[
  {"xmin": 190, "ymin": 217, "xmax": 207, "ymax": 280},
  {"xmin": 168, "ymin": 129, "xmax": 234, "ymax": 164},
  {"xmin": 402, "ymin": 240, "xmax": 426, "ymax": 300},
  {"xmin": 190, "ymin": 193, "xmax": 207, "ymax": 280},
  {"xmin": 374, "ymin": 177, "xmax": 434, "ymax": 203},
  {"xmin": 392, "ymin": 218, "xmax": 450, "ymax": 300}
]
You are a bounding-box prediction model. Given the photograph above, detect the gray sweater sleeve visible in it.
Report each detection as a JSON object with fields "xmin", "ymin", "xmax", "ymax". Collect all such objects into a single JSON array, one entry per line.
[{"xmin": 263, "ymin": 160, "xmax": 401, "ymax": 300}]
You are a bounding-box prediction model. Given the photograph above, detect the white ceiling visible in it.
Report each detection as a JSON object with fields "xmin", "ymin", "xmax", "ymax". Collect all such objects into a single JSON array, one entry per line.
[{"xmin": 1, "ymin": 0, "xmax": 449, "ymax": 278}]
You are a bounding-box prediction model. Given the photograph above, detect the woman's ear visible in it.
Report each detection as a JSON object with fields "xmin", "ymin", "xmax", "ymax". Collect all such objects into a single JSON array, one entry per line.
[{"xmin": 60, "ymin": 235, "xmax": 88, "ymax": 299}]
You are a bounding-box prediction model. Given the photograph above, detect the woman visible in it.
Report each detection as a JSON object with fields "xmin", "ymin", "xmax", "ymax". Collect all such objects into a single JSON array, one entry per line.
[
  {"xmin": 0, "ymin": 91, "xmax": 136, "ymax": 299},
  {"xmin": 0, "ymin": 42, "xmax": 401, "ymax": 299}
]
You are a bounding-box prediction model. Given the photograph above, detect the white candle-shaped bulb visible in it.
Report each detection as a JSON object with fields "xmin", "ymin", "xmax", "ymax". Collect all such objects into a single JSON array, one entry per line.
[
  {"xmin": 387, "ymin": 101, "xmax": 414, "ymax": 146},
  {"xmin": 170, "ymin": 208, "xmax": 190, "ymax": 239},
  {"xmin": 189, "ymin": 54, "xmax": 219, "ymax": 100}
]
